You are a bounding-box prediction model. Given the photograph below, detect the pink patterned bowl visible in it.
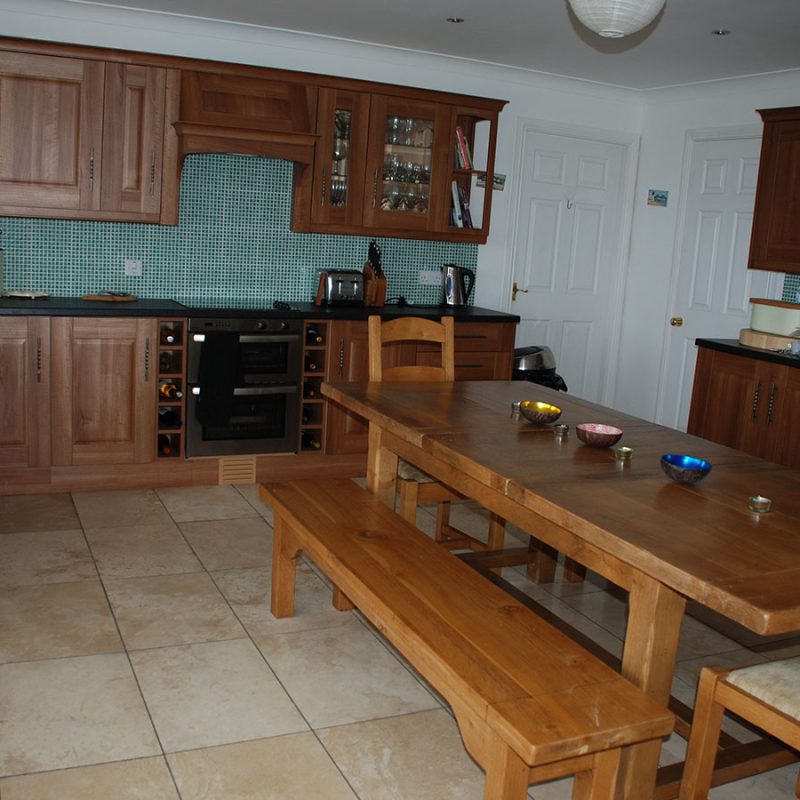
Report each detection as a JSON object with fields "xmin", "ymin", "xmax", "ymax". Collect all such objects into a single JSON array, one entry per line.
[{"xmin": 576, "ymin": 423, "xmax": 623, "ymax": 448}]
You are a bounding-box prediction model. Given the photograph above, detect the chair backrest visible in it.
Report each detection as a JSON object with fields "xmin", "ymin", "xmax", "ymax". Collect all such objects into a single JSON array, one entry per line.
[{"xmin": 368, "ymin": 315, "xmax": 455, "ymax": 383}]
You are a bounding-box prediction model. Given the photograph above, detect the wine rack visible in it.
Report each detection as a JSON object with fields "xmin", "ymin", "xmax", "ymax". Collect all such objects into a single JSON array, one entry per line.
[
  {"xmin": 300, "ymin": 320, "xmax": 328, "ymax": 452},
  {"xmin": 156, "ymin": 318, "xmax": 186, "ymax": 458}
]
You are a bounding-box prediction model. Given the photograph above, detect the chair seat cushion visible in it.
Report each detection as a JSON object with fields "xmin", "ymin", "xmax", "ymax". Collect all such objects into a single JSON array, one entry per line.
[
  {"xmin": 725, "ymin": 657, "xmax": 800, "ymax": 721},
  {"xmin": 397, "ymin": 459, "xmax": 437, "ymax": 484}
]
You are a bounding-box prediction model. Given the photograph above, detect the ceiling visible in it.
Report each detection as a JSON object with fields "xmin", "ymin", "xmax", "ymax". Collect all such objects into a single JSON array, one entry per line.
[{"xmin": 66, "ymin": 0, "xmax": 800, "ymax": 90}]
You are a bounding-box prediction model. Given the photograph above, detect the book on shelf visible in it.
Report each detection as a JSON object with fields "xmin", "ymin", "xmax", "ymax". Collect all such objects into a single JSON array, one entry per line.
[
  {"xmin": 451, "ymin": 180, "xmax": 464, "ymax": 227},
  {"xmin": 458, "ymin": 185, "xmax": 474, "ymax": 228},
  {"xmin": 454, "ymin": 125, "xmax": 472, "ymax": 170}
]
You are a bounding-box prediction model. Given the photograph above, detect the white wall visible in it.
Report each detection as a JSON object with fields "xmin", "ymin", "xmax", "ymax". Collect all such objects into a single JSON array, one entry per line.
[{"xmin": 615, "ymin": 73, "xmax": 800, "ymax": 419}]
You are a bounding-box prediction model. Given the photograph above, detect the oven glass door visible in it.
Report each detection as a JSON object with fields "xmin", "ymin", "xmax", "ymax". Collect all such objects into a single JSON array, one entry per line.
[
  {"xmin": 187, "ymin": 333, "xmax": 302, "ymax": 386},
  {"xmin": 186, "ymin": 385, "xmax": 299, "ymax": 457}
]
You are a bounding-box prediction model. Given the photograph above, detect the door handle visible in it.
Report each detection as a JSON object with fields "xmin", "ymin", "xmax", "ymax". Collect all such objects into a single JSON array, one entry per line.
[
  {"xmin": 670, "ymin": 317, "xmax": 684, "ymax": 327},
  {"xmin": 512, "ymin": 282, "xmax": 528, "ymax": 302}
]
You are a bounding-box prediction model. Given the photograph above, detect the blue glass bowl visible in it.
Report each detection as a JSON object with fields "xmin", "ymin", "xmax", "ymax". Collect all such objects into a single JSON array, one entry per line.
[{"xmin": 660, "ymin": 454, "xmax": 712, "ymax": 484}]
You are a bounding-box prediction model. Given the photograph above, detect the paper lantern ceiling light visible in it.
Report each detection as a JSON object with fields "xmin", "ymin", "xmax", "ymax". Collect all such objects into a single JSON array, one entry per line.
[{"xmin": 568, "ymin": 0, "xmax": 667, "ymax": 38}]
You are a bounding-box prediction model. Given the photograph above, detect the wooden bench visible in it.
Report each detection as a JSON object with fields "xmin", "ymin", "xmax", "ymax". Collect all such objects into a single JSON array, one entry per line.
[{"xmin": 260, "ymin": 478, "xmax": 674, "ymax": 800}]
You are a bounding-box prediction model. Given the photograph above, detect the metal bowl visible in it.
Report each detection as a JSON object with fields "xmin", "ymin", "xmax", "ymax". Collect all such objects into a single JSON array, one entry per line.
[
  {"xmin": 660, "ymin": 454, "xmax": 712, "ymax": 484},
  {"xmin": 575, "ymin": 423, "xmax": 623, "ymax": 448},
  {"xmin": 519, "ymin": 400, "xmax": 562, "ymax": 425}
]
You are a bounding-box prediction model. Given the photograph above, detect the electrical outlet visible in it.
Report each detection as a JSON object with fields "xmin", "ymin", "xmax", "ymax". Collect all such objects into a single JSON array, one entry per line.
[
  {"xmin": 124, "ymin": 259, "xmax": 143, "ymax": 277},
  {"xmin": 419, "ymin": 270, "xmax": 441, "ymax": 286}
]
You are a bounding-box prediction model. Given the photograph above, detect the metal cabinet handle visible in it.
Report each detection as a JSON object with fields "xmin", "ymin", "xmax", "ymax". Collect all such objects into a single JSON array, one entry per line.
[
  {"xmin": 338, "ymin": 337, "xmax": 345, "ymax": 378},
  {"xmin": 36, "ymin": 336, "xmax": 42, "ymax": 383},
  {"xmin": 767, "ymin": 383, "xmax": 777, "ymax": 425},
  {"xmin": 321, "ymin": 167, "xmax": 327, "ymax": 206},
  {"xmin": 88, "ymin": 147, "xmax": 95, "ymax": 192},
  {"xmin": 751, "ymin": 381, "xmax": 761, "ymax": 421},
  {"xmin": 144, "ymin": 337, "xmax": 150, "ymax": 382},
  {"xmin": 149, "ymin": 150, "xmax": 156, "ymax": 195},
  {"xmin": 371, "ymin": 168, "xmax": 379, "ymax": 208}
]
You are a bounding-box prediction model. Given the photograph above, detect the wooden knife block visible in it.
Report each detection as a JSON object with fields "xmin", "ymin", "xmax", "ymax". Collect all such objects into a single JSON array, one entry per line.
[{"xmin": 363, "ymin": 264, "xmax": 386, "ymax": 307}]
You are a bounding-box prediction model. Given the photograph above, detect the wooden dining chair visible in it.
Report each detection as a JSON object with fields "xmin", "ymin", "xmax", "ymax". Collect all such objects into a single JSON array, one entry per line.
[
  {"xmin": 367, "ymin": 315, "xmax": 505, "ymax": 552},
  {"xmin": 679, "ymin": 658, "xmax": 800, "ymax": 799}
]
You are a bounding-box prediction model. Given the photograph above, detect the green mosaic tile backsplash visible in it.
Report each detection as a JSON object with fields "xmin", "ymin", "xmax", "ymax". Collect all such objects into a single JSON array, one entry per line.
[
  {"xmin": 0, "ymin": 155, "xmax": 477, "ymax": 307},
  {"xmin": 783, "ymin": 274, "xmax": 800, "ymax": 304}
]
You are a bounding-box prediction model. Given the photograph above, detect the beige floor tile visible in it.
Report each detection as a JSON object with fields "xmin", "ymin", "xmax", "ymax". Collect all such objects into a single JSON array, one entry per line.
[
  {"xmin": 0, "ymin": 757, "xmax": 178, "ymax": 799},
  {"xmin": 318, "ymin": 708, "xmax": 486, "ymax": 800},
  {"xmin": 561, "ymin": 587, "xmax": 629, "ymax": 638},
  {"xmin": 234, "ymin": 483, "xmax": 275, "ymax": 523},
  {"xmin": 0, "ymin": 529, "xmax": 96, "ymax": 586},
  {"xmin": 529, "ymin": 776, "xmax": 573, "ymax": 799},
  {"xmin": 212, "ymin": 563, "xmax": 355, "ymax": 636},
  {"xmin": 254, "ymin": 618, "xmax": 439, "ymax": 729},
  {"xmin": 674, "ymin": 648, "xmax": 768, "ymax": 690},
  {"xmin": 179, "ymin": 516, "xmax": 273, "ymax": 571},
  {"xmin": 156, "ymin": 485, "xmax": 258, "ymax": 522},
  {"xmin": 676, "ymin": 615, "xmax": 744, "ymax": 662},
  {"xmin": 85, "ymin": 523, "xmax": 202, "ymax": 579},
  {"xmin": 0, "ymin": 653, "xmax": 160, "ymax": 776},
  {"xmin": 168, "ymin": 733, "xmax": 357, "ymax": 800},
  {"xmin": 0, "ymin": 581, "xmax": 121, "ymax": 663},
  {"xmin": 130, "ymin": 638, "xmax": 307, "ymax": 752},
  {"xmin": 0, "ymin": 494, "xmax": 80, "ymax": 534},
  {"xmin": 105, "ymin": 572, "xmax": 245, "ymax": 650},
  {"xmin": 709, "ymin": 763, "xmax": 800, "ymax": 798},
  {"xmin": 72, "ymin": 489, "xmax": 172, "ymax": 529}
]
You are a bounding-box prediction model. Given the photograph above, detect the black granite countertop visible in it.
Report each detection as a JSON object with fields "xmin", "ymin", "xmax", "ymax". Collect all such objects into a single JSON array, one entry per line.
[
  {"xmin": 0, "ymin": 296, "xmax": 519, "ymax": 323},
  {"xmin": 696, "ymin": 338, "xmax": 800, "ymax": 369}
]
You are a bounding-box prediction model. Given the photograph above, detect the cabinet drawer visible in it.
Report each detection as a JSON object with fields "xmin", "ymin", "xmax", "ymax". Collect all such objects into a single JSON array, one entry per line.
[
  {"xmin": 416, "ymin": 350, "xmax": 509, "ymax": 380},
  {"xmin": 416, "ymin": 322, "xmax": 515, "ymax": 353}
]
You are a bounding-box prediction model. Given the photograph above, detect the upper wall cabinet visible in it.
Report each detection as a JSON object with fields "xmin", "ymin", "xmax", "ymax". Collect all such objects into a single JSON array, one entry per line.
[
  {"xmin": 293, "ymin": 88, "xmax": 504, "ymax": 243},
  {"xmin": 0, "ymin": 49, "xmax": 179, "ymax": 224},
  {"xmin": 748, "ymin": 107, "xmax": 800, "ymax": 274}
]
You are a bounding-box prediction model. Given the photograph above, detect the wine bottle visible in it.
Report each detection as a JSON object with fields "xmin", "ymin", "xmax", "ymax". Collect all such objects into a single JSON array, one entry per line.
[
  {"xmin": 159, "ymin": 352, "xmax": 174, "ymax": 372},
  {"xmin": 305, "ymin": 356, "xmax": 318, "ymax": 372},
  {"xmin": 157, "ymin": 434, "xmax": 172, "ymax": 456},
  {"xmin": 160, "ymin": 330, "xmax": 176, "ymax": 345},
  {"xmin": 159, "ymin": 381, "xmax": 183, "ymax": 400},
  {"xmin": 301, "ymin": 432, "xmax": 321, "ymax": 450},
  {"xmin": 303, "ymin": 382, "xmax": 317, "ymax": 399},
  {"xmin": 306, "ymin": 327, "xmax": 323, "ymax": 345},
  {"xmin": 158, "ymin": 407, "xmax": 181, "ymax": 428}
]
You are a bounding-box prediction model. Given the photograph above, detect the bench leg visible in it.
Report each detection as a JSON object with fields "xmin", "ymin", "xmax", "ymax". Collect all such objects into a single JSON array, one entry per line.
[
  {"xmin": 271, "ymin": 515, "xmax": 301, "ymax": 618},
  {"xmin": 483, "ymin": 734, "xmax": 530, "ymax": 800},
  {"xmin": 573, "ymin": 749, "xmax": 622, "ymax": 800},
  {"xmin": 332, "ymin": 586, "xmax": 355, "ymax": 612},
  {"xmin": 563, "ymin": 557, "xmax": 587, "ymax": 583}
]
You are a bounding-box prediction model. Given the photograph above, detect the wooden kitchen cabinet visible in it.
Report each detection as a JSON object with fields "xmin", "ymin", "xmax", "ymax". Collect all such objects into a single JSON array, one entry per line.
[
  {"xmin": 748, "ymin": 107, "xmax": 800, "ymax": 274},
  {"xmin": 294, "ymin": 87, "xmax": 503, "ymax": 243},
  {"xmin": 687, "ymin": 345, "xmax": 800, "ymax": 468},
  {"xmin": 50, "ymin": 317, "xmax": 158, "ymax": 466},
  {"xmin": 0, "ymin": 317, "xmax": 50, "ymax": 468},
  {"xmin": 0, "ymin": 48, "xmax": 178, "ymax": 223}
]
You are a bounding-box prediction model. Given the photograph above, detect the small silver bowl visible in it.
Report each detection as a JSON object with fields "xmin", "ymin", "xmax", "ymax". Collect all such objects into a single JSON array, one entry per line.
[
  {"xmin": 519, "ymin": 400, "xmax": 562, "ymax": 425},
  {"xmin": 554, "ymin": 423, "xmax": 570, "ymax": 437},
  {"xmin": 660, "ymin": 454, "xmax": 712, "ymax": 484},
  {"xmin": 748, "ymin": 495, "xmax": 772, "ymax": 513},
  {"xmin": 614, "ymin": 446, "xmax": 633, "ymax": 461}
]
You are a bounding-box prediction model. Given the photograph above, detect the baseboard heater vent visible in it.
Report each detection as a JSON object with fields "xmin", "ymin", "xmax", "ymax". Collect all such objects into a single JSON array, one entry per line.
[{"xmin": 218, "ymin": 456, "xmax": 257, "ymax": 485}]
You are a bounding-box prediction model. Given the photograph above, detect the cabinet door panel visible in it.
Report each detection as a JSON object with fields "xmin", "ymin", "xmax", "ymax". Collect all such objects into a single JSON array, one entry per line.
[
  {"xmin": 0, "ymin": 317, "xmax": 50, "ymax": 467},
  {"xmin": 324, "ymin": 321, "xmax": 369, "ymax": 455},
  {"xmin": 0, "ymin": 51, "xmax": 103, "ymax": 210},
  {"xmin": 51, "ymin": 317, "xmax": 157, "ymax": 466},
  {"xmin": 101, "ymin": 63, "xmax": 166, "ymax": 216},
  {"xmin": 777, "ymin": 368, "xmax": 800, "ymax": 468}
]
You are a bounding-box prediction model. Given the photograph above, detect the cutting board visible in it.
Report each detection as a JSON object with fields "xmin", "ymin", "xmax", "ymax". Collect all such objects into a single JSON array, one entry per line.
[
  {"xmin": 82, "ymin": 293, "xmax": 137, "ymax": 302},
  {"xmin": 738, "ymin": 328, "xmax": 796, "ymax": 350}
]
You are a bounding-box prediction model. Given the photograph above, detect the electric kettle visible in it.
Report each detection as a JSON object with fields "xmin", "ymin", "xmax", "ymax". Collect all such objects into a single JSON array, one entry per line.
[{"xmin": 441, "ymin": 264, "xmax": 475, "ymax": 307}]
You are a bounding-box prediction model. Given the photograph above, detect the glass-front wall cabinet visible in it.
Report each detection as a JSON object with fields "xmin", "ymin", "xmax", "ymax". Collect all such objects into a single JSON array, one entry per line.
[{"xmin": 363, "ymin": 96, "xmax": 449, "ymax": 232}]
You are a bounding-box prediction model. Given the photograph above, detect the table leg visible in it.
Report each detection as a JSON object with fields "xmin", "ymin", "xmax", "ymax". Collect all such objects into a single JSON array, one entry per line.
[
  {"xmin": 367, "ymin": 422, "xmax": 399, "ymax": 507},
  {"xmin": 618, "ymin": 573, "xmax": 686, "ymax": 800}
]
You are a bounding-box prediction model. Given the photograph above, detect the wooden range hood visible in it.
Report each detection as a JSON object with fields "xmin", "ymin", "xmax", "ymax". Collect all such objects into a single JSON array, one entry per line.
[{"xmin": 176, "ymin": 70, "xmax": 318, "ymax": 165}]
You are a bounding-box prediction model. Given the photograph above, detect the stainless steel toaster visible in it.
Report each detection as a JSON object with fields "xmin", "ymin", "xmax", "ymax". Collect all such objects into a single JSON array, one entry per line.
[{"xmin": 322, "ymin": 270, "xmax": 364, "ymax": 305}]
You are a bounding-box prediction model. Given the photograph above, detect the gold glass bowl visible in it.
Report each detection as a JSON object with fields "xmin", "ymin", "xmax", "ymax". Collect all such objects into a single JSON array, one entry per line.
[
  {"xmin": 519, "ymin": 401, "xmax": 562, "ymax": 425},
  {"xmin": 576, "ymin": 423, "xmax": 623, "ymax": 448}
]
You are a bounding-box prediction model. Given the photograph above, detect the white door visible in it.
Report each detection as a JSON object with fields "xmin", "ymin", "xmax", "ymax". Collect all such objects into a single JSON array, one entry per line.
[
  {"xmin": 510, "ymin": 129, "xmax": 628, "ymax": 403},
  {"xmin": 655, "ymin": 133, "xmax": 781, "ymax": 431}
]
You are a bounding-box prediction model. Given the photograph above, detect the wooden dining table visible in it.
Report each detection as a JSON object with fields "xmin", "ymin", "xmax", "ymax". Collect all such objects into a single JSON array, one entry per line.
[{"xmin": 322, "ymin": 378, "xmax": 800, "ymax": 799}]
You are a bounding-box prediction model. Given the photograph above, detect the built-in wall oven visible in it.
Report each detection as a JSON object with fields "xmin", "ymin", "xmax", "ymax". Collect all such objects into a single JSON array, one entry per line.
[{"xmin": 186, "ymin": 317, "xmax": 302, "ymax": 457}]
